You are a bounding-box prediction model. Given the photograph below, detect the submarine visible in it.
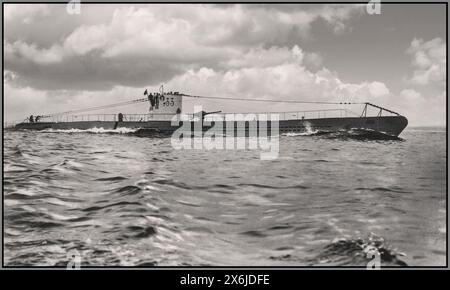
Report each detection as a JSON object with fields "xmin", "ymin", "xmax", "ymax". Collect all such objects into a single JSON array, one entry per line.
[{"xmin": 11, "ymin": 90, "xmax": 408, "ymax": 137}]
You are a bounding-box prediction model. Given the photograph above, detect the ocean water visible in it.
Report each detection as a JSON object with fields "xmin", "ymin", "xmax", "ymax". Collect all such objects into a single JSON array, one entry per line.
[{"xmin": 3, "ymin": 127, "xmax": 446, "ymax": 267}]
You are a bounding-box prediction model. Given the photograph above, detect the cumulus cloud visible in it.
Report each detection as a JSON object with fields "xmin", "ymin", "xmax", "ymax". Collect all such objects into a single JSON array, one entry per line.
[
  {"xmin": 399, "ymin": 37, "xmax": 446, "ymax": 126},
  {"xmin": 400, "ymin": 89, "xmax": 423, "ymax": 101},
  {"xmin": 4, "ymin": 74, "xmax": 150, "ymax": 122},
  {"xmin": 396, "ymin": 89, "xmax": 446, "ymax": 126},
  {"xmin": 5, "ymin": 41, "xmax": 64, "ymax": 64},
  {"xmin": 4, "ymin": 61, "xmax": 392, "ymax": 122},
  {"xmin": 155, "ymin": 64, "xmax": 392, "ymax": 116},
  {"xmin": 143, "ymin": 62, "xmax": 441, "ymax": 126},
  {"xmin": 4, "ymin": 4, "xmax": 50, "ymax": 24},
  {"xmin": 4, "ymin": 4, "xmax": 362, "ymax": 91},
  {"xmin": 406, "ymin": 37, "xmax": 446, "ymax": 86}
]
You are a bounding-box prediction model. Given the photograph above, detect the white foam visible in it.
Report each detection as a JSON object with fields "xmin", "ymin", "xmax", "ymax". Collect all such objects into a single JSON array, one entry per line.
[
  {"xmin": 283, "ymin": 131, "xmax": 318, "ymax": 137},
  {"xmin": 145, "ymin": 203, "xmax": 160, "ymax": 211},
  {"xmin": 13, "ymin": 188, "xmax": 37, "ymax": 196},
  {"xmin": 4, "ymin": 164, "xmax": 28, "ymax": 172},
  {"xmin": 283, "ymin": 123, "xmax": 318, "ymax": 136},
  {"xmin": 47, "ymin": 212, "xmax": 79, "ymax": 221},
  {"xmin": 41, "ymin": 127, "xmax": 140, "ymax": 134},
  {"xmin": 4, "ymin": 199, "xmax": 20, "ymax": 206}
]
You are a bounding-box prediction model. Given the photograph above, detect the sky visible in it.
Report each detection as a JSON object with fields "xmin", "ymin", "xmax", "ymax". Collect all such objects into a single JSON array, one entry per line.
[{"xmin": 3, "ymin": 3, "xmax": 447, "ymax": 126}]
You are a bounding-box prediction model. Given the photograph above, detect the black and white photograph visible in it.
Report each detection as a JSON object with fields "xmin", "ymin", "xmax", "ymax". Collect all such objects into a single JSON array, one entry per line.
[{"xmin": 1, "ymin": 0, "xmax": 448, "ymax": 275}]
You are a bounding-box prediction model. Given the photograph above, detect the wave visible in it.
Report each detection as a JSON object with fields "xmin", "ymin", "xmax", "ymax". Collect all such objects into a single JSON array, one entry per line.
[
  {"xmin": 112, "ymin": 185, "xmax": 142, "ymax": 195},
  {"xmin": 240, "ymin": 230, "xmax": 268, "ymax": 238},
  {"xmin": 283, "ymin": 131, "xmax": 318, "ymax": 137},
  {"xmin": 308, "ymin": 233, "xmax": 407, "ymax": 266},
  {"xmin": 238, "ymin": 183, "xmax": 309, "ymax": 190},
  {"xmin": 122, "ymin": 226, "xmax": 157, "ymax": 239},
  {"xmin": 354, "ymin": 186, "xmax": 411, "ymax": 193},
  {"xmin": 82, "ymin": 201, "xmax": 143, "ymax": 212},
  {"xmin": 343, "ymin": 128, "xmax": 403, "ymax": 141},
  {"xmin": 153, "ymin": 179, "xmax": 238, "ymax": 191},
  {"xmin": 269, "ymin": 233, "xmax": 407, "ymax": 266},
  {"xmin": 35, "ymin": 126, "xmax": 402, "ymax": 141},
  {"xmin": 95, "ymin": 176, "xmax": 128, "ymax": 182},
  {"xmin": 283, "ymin": 128, "xmax": 403, "ymax": 141},
  {"xmin": 4, "ymin": 164, "xmax": 31, "ymax": 173}
]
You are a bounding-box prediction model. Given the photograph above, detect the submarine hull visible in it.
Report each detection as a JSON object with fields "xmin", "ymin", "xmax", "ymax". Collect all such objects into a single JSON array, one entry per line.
[{"xmin": 13, "ymin": 116, "xmax": 408, "ymax": 137}]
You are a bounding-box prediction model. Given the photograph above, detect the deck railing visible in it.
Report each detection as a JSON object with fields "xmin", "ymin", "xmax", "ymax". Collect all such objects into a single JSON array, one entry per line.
[
  {"xmin": 7, "ymin": 102, "xmax": 402, "ymax": 127},
  {"xmin": 201, "ymin": 109, "xmax": 359, "ymax": 121},
  {"xmin": 12, "ymin": 108, "xmax": 361, "ymax": 125}
]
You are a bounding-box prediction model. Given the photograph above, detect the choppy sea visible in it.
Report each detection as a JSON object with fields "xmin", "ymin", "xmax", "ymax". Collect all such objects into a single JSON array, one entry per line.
[{"xmin": 3, "ymin": 127, "xmax": 446, "ymax": 266}]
